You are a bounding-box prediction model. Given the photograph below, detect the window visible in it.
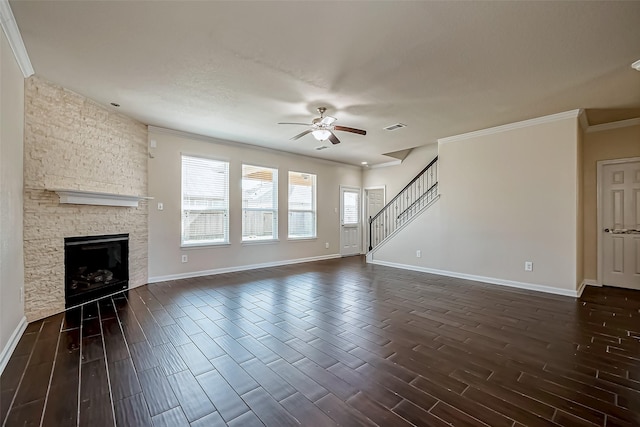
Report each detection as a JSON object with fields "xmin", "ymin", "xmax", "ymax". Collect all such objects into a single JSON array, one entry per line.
[
  {"xmin": 181, "ymin": 155, "xmax": 229, "ymax": 245},
  {"xmin": 288, "ymin": 171, "xmax": 316, "ymax": 239},
  {"xmin": 343, "ymin": 191, "xmax": 359, "ymax": 225},
  {"xmin": 242, "ymin": 164, "xmax": 278, "ymax": 241}
]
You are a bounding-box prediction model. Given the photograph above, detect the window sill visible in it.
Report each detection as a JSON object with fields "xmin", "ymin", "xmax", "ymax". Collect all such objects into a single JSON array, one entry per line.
[
  {"xmin": 242, "ymin": 239, "xmax": 280, "ymax": 246},
  {"xmin": 287, "ymin": 237, "xmax": 318, "ymax": 242},
  {"xmin": 181, "ymin": 242, "xmax": 231, "ymax": 249}
]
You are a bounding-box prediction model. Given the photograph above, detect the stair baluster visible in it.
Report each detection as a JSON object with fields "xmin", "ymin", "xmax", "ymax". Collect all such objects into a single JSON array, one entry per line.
[{"xmin": 368, "ymin": 156, "xmax": 438, "ymax": 251}]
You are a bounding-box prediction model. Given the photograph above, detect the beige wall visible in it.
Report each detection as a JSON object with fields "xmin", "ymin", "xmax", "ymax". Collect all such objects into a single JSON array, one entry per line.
[
  {"xmin": 576, "ymin": 122, "xmax": 584, "ymax": 288},
  {"xmin": 0, "ymin": 28, "xmax": 26, "ymax": 359},
  {"xmin": 148, "ymin": 129, "xmax": 361, "ymax": 280},
  {"xmin": 582, "ymin": 123, "xmax": 640, "ymax": 281},
  {"xmin": 370, "ymin": 114, "xmax": 581, "ymax": 293},
  {"xmin": 363, "ymin": 144, "xmax": 438, "ymax": 200},
  {"xmin": 23, "ymin": 77, "xmax": 148, "ymax": 321}
]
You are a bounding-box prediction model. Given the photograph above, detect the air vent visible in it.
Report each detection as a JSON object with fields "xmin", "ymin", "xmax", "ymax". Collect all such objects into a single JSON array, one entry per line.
[
  {"xmin": 315, "ymin": 146, "xmax": 328, "ymax": 151},
  {"xmin": 383, "ymin": 123, "xmax": 407, "ymax": 131}
]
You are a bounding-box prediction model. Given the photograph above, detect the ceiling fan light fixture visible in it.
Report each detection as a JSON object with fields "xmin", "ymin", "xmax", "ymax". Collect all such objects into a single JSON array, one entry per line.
[{"xmin": 312, "ymin": 129, "xmax": 331, "ymax": 141}]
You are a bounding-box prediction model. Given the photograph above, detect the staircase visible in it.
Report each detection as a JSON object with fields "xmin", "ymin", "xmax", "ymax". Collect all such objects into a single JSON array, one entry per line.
[{"xmin": 368, "ymin": 156, "xmax": 438, "ymax": 251}]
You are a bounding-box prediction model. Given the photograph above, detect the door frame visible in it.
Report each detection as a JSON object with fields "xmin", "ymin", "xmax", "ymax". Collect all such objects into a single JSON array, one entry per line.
[
  {"xmin": 363, "ymin": 186, "xmax": 386, "ymax": 253},
  {"xmin": 339, "ymin": 185, "xmax": 362, "ymax": 256},
  {"xmin": 596, "ymin": 156, "xmax": 640, "ymax": 285}
]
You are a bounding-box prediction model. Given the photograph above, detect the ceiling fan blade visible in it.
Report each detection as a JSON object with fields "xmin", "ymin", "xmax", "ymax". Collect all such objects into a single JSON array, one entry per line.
[
  {"xmin": 328, "ymin": 131, "xmax": 341, "ymax": 145},
  {"xmin": 290, "ymin": 129, "xmax": 312, "ymax": 140},
  {"xmin": 334, "ymin": 125, "xmax": 366, "ymax": 136},
  {"xmin": 321, "ymin": 116, "xmax": 337, "ymax": 125},
  {"xmin": 278, "ymin": 122, "xmax": 311, "ymax": 126}
]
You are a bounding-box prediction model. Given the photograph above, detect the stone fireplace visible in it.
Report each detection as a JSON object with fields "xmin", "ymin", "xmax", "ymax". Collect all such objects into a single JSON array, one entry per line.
[{"xmin": 23, "ymin": 76, "xmax": 148, "ymax": 321}]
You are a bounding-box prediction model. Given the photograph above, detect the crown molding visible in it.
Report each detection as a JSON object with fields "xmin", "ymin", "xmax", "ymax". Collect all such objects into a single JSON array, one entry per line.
[
  {"xmin": 438, "ymin": 109, "xmax": 582, "ymax": 145},
  {"xmin": 586, "ymin": 117, "xmax": 640, "ymax": 134},
  {"xmin": 148, "ymin": 125, "xmax": 362, "ymax": 170},
  {"xmin": 578, "ymin": 109, "xmax": 589, "ymax": 132},
  {"xmin": 0, "ymin": 0, "xmax": 34, "ymax": 77}
]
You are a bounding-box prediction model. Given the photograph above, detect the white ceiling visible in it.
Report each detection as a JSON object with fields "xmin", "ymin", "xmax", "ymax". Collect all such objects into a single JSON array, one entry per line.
[{"xmin": 9, "ymin": 1, "xmax": 640, "ymax": 166}]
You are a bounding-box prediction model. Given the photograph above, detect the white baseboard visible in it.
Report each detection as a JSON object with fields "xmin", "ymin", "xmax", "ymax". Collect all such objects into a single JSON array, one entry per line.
[
  {"xmin": 148, "ymin": 254, "xmax": 342, "ymax": 283},
  {"xmin": 368, "ymin": 259, "xmax": 583, "ymax": 298},
  {"xmin": 576, "ymin": 281, "xmax": 586, "ymax": 298},
  {"xmin": 576, "ymin": 279, "xmax": 600, "ymax": 298},
  {"xmin": 582, "ymin": 279, "xmax": 600, "ymax": 287},
  {"xmin": 0, "ymin": 316, "xmax": 27, "ymax": 375}
]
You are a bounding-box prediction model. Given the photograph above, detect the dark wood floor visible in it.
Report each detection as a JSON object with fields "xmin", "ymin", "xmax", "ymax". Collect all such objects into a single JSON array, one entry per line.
[{"xmin": 1, "ymin": 256, "xmax": 639, "ymax": 427}]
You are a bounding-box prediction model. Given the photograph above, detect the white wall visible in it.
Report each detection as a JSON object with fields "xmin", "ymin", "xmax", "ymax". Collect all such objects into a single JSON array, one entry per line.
[
  {"xmin": 0, "ymin": 27, "xmax": 26, "ymax": 368},
  {"xmin": 370, "ymin": 112, "xmax": 581, "ymax": 295},
  {"xmin": 363, "ymin": 144, "xmax": 438, "ymax": 200},
  {"xmin": 148, "ymin": 129, "xmax": 362, "ymax": 281}
]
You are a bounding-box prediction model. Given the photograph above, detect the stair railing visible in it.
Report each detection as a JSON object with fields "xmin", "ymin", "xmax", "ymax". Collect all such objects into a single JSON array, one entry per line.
[{"xmin": 368, "ymin": 156, "xmax": 438, "ymax": 251}]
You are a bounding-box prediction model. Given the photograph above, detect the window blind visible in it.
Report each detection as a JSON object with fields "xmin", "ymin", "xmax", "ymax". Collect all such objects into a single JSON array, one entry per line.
[
  {"xmin": 181, "ymin": 155, "xmax": 229, "ymax": 245},
  {"xmin": 343, "ymin": 191, "xmax": 359, "ymax": 224},
  {"xmin": 288, "ymin": 171, "xmax": 316, "ymax": 238},
  {"xmin": 242, "ymin": 164, "xmax": 278, "ymax": 241}
]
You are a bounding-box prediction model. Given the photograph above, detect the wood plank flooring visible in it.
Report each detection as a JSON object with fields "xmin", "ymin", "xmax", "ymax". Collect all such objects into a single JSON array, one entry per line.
[{"xmin": 2, "ymin": 256, "xmax": 639, "ymax": 426}]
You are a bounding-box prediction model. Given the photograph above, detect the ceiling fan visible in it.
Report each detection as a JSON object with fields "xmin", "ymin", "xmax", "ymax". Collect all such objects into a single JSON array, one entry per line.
[{"xmin": 278, "ymin": 107, "xmax": 366, "ymax": 145}]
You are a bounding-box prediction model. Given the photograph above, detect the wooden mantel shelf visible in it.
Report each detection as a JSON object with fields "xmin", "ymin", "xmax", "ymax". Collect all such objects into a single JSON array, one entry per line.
[{"xmin": 47, "ymin": 188, "xmax": 152, "ymax": 207}]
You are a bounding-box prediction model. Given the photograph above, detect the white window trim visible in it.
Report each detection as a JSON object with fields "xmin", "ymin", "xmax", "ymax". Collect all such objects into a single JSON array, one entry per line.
[
  {"xmin": 181, "ymin": 155, "xmax": 230, "ymax": 246},
  {"xmin": 287, "ymin": 171, "xmax": 317, "ymax": 239},
  {"xmin": 181, "ymin": 242, "xmax": 232, "ymax": 249},
  {"xmin": 241, "ymin": 164, "xmax": 279, "ymax": 242}
]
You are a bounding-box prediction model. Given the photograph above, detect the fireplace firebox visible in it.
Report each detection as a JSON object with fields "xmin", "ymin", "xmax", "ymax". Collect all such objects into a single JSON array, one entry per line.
[{"xmin": 64, "ymin": 234, "xmax": 129, "ymax": 307}]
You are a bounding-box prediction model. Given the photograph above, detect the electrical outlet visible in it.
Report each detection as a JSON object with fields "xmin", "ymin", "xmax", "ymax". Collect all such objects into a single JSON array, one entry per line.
[
  {"xmin": 416, "ymin": 250, "xmax": 421, "ymax": 258},
  {"xmin": 157, "ymin": 202, "xmax": 164, "ymax": 211},
  {"xmin": 325, "ymin": 242, "xmax": 329, "ymax": 249},
  {"xmin": 181, "ymin": 254, "xmax": 188, "ymax": 263},
  {"xmin": 524, "ymin": 261, "xmax": 533, "ymax": 271}
]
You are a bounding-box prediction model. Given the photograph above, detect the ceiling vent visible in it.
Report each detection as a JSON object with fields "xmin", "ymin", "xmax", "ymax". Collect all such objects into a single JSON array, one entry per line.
[
  {"xmin": 383, "ymin": 123, "xmax": 407, "ymax": 131},
  {"xmin": 315, "ymin": 145, "xmax": 328, "ymax": 151}
]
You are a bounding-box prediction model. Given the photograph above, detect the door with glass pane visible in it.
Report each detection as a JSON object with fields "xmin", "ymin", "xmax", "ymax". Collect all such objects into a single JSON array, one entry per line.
[{"xmin": 340, "ymin": 186, "xmax": 361, "ymax": 256}]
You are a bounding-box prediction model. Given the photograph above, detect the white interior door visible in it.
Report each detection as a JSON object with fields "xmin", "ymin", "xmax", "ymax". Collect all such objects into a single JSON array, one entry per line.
[
  {"xmin": 365, "ymin": 188, "xmax": 385, "ymax": 250},
  {"xmin": 601, "ymin": 159, "xmax": 640, "ymax": 290},
  {"xmin": 340, "ymin": 186, "xmax": 361, "ymax": 256}
]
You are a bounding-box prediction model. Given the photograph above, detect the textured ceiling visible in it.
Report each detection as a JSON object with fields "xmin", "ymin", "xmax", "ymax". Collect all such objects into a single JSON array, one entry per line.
[{"xmin": 9, "ymin": 1, "xmax": 640, "ymax": 166}]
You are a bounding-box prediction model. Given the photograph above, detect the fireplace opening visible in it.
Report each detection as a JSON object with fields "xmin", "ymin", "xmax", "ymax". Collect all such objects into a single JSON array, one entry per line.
[{"xmin": 64, "ymin": 233, "xmax": 129, "ymax": 307}]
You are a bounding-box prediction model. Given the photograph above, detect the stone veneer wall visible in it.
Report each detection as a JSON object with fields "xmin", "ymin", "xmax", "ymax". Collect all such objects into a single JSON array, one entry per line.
[{"xmin": 23, "ymin": 76, "xmax": 148, "ymax": 321}]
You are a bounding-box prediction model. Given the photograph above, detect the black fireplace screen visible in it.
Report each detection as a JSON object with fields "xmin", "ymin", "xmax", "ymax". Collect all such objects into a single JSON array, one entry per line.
[{"xmin": 64, "ymin": 234, "xmax": 129, "ymax": 307}]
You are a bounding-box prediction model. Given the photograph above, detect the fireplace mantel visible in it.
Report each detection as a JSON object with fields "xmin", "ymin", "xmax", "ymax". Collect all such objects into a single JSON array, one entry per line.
[{"xmin": 47, "ymin": 188, "xmax": 152, "ymax": 207}]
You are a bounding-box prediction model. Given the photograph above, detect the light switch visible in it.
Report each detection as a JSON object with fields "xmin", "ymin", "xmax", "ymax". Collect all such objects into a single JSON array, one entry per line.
[{"xmin": 157, "ymin": 202, "xmax": 164, "ymax": 211}]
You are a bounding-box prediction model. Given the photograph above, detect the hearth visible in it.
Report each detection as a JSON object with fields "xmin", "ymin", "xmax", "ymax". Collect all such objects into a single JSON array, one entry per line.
[{"xmin": 64, "ymin": 234, "xmax": 129, "ymax": 307}]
